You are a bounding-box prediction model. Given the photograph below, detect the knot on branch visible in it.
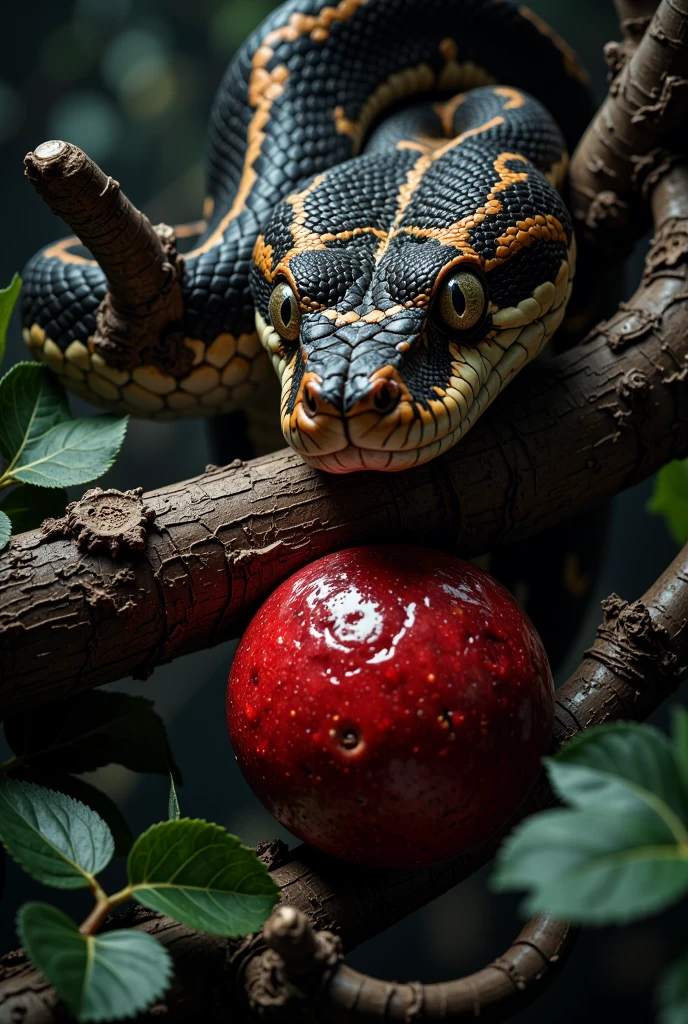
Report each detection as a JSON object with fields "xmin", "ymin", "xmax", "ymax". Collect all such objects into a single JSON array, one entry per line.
[
  {"xmin": 601, "ymin": 302, "xmax": 662, "ymax": 352},
  {"xmin": 604, "ymin": 39, "xmax": 632, "ymax": 80},
  {"xmin": 256, "ymin": 839, "xmax": 291, "ymax": 871},
  {"xmin": 245, "ymin": 907, "xmax": 342, "ymax": 1019},
  {"xmin": 588, "ymin": 594, "xmax": 683, "ymax": 694},
  {"xmin": 644, "ymin": 213, "xmax": 688, "ymax": 282},
  {"xmin": 584, "ymin": 190, "xmax": 630, "ymax": 232},
  {"xmin": 41, "ymin": 487, "xmax": 157, "ymax": 557},
  {"xmin": 613, "ymin": 367, "xmax": 650, "ymax": 425}
]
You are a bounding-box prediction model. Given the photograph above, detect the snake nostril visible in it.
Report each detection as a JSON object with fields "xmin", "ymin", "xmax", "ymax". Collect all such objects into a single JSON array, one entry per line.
[
  {"xmin": 372, "ymin": 380, "xmax": 400, "ymax": 415},
  {"xmin": 303, "ymin": 382, "xmax": 319, "ymax": 416}
]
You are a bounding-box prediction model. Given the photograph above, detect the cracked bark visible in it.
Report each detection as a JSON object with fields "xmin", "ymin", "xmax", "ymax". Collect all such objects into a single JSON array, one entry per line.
[
  {"xmin": 2, "ymin": 166, "xmax": 688, "ymax": 714},
  {"xmin": 569, "ymin": 0, "xmax": 688, "ymax": 250},
  {"xmin": 1, "ymin": 537, "xmax": 686, "ymax": 1024}
]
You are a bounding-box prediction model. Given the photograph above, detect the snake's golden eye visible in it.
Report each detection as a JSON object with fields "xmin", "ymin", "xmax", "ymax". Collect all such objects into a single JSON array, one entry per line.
[
  {"xmin": 269, "ymin": 282, "xmax": 301, "ymax": 342},
  {"xmin": 437, "ymin": 268, "xmax": 486, "ymax": 331}
]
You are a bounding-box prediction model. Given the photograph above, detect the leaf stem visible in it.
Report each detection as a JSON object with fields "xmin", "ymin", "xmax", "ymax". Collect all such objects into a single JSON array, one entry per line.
[{"xmin": 79, "ymin": 885, "xmax": 133, "ymax": 936}]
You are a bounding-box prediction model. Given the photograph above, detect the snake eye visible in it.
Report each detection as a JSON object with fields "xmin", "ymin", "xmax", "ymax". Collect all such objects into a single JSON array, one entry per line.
[
  {"xmin": 269, "ymin": 282, "xmax": 301, "ymax": 342},
  {"xmin": 437, "ymin": 267, "xmax": 486, "ymax": 332}
]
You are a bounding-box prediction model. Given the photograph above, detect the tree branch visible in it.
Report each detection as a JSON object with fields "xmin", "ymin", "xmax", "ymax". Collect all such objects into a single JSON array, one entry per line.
[
  {"xmin": 245, "ymin": 907, "xmax": 573, "ymax": 1022},
  {"xmin": 2, "ymin": 165, "xmax": 688, "ymax": 715},
  {"xmin": 1, "ymin": 536, "xmax": 686, "ymax": 1024},
  {"xmin": 24, "ymin": 141, "xmax": 190, "ymax": 376},
  {"xmin": 569, "ymin": 0, "xmax": 688, "ymax": 249}
]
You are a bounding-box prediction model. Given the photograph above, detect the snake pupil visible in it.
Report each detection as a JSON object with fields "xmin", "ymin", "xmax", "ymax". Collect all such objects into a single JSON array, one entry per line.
[
  {"xmin": 451, "ymin": 284, "xmax": 466, "ymax": 317},
  {"xmin": 280, "ymin": 296, "xmax": 292, "ymax": 327}
]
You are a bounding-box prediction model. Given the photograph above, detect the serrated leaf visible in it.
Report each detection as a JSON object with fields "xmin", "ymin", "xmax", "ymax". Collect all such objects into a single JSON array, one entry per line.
[
  {"xmin": 128, "ymin": 819, "xmax": 280, "ymax": 936},
  {"xmin": 672, "ymin": 706, "xmax": 688, "ymax": 796},
  {"xmin": 168, "ymin": 775, "xmax": 180, "ymax": 821},
  {"xmin": 657, "ymin": 949, "xmax": 688, "ymax": 1024},
  {"xmin": 11, "ymin": 770, "xmax": 133, "ymax": 858},
  {"xmin": 546, "ymin": 721, "xmax": 688, "ymax": 833},
  {"xmin": 0, "ymin": 275, "xmax": 21, "ymax": 365},
  {"xmin": 0, "ymin": 483, "xmax": 68, "ymax": 534},
  {"xmin": 0, "ymin": 362, "xmax": 70, "ymax": 465},
  {"xmin": 18, "ymin": 902, "xmax": 172, "ymax": 1023},
  {"xmin": 10, "ymin": 414, "xmax": 128, "ymax": 488},
  {"xmin": 4, "ymin": 690, "xmax": 181, "ymax": 781},
  {"xmin": 648, "ymin": 460, "xmax": 688, "ymax": 546},
  {"xmin": 0, "ymin": 510, "xmax": 10, "ymax": 551},
  {"xmin": 492, "ymin": 808, "xmax": 688, "ymax": 924},
  {"xmin": 0, "ymin": 777, "xmax": 113, "ymax": 888}
]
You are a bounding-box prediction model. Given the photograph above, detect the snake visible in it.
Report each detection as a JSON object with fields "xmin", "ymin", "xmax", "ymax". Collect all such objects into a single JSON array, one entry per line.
[{"xmin": 21, "ymin": 0, "xmax": 594, "ymax": 474}]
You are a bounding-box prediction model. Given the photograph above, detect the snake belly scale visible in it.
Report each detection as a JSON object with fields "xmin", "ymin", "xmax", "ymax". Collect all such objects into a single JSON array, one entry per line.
[{"xmin": 21, "ymin": 0, "xmax": 594, "ymax": 473}]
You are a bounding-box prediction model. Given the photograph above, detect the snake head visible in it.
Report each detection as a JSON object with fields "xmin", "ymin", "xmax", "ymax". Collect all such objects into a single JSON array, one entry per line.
[{"xmin": 251, "ymin": 156, "xmax": 575, "ymax": 474}]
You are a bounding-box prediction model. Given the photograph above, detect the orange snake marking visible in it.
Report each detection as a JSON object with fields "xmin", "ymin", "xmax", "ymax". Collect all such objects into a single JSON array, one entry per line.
[
  {"xmin": 187, "ymin": 0, "xmax": 371, "ymax": 259},
  {"xmin": 43, "ymin": 236, "xmax": 97, "ymax": 267},
  {"xmin": 393, "ymin": 150, "xmax": 567, "ymax": 276},
  {"xmin": 517, "ymin": 5, "xmax": 590, "ymax": 85},
  {"xmin": 253, "ymin": 173, "xmax": 387, "ymax": 308}
]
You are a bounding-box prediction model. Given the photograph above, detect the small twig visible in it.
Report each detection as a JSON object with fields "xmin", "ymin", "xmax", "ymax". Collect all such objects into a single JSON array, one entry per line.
[
  {"xmin": 78, "ymin": 886, "xmax": 133, "ymax": 937},
  {"xmin": 247, "ymin": 907, "xmax": 573, "ymax": 1023},
  {"xmin": 24, "ymin": 141, "xmax": 189, "ymax": 375}
]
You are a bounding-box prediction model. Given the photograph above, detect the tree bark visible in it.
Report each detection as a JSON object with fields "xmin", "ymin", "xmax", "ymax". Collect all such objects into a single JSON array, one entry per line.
[
  {"xmin": 2, "ymin": 166, "xmax": 688, "ymax": 715},
  {"xmin": 569, "ymin": 0, "xmax": 688, "ymax": 250}
]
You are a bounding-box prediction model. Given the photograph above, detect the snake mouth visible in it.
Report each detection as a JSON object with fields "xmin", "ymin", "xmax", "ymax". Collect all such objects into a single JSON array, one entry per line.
[{"xmin": 255, "ymin": 249, "xmax": 574, "ymax": 473}]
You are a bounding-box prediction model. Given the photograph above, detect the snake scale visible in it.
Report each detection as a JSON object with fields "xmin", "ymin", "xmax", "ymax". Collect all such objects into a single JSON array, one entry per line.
[{"xmin": 21, "ymin": 0, "xmax": 594, "ymax": 474}]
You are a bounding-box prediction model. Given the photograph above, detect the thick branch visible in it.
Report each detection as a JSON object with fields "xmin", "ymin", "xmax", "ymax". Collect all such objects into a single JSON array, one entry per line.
[
  {"xmin": 24, "ymin": 141, "xmax": 190, "ymax": 376},
  {"xmin": 3, "ymin": 167, "xmax": 688, "ymax": 714},
  {"xmin": 569, "ymin": 0, "xmax": 688, "ymax": 249},
  {"xmin": 1, "ymin": 539, "xmax": 686, "ymax": 1024}
]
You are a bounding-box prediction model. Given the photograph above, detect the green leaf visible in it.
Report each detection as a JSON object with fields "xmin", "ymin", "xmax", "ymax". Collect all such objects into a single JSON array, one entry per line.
[
  {"xmin": 4, "ymin": 690, "xmax": 181, "ymax": 781},
  {"xmin": 128, "ymin": 819, "xmax": 280, "ymax": 936},
  {"xmin": 10, "ymin": 414, "xmax": 129, "ymax": 488},
  {"xmin": 673, "ymin": 706, "xmax": 688, "ymax": 796},
  {"xmin": 0, "ymin": 274, "xmax": 22, "ymax": 365},
  {"xmin": 648, "ymin": 460, "xmax": 688, "ymax": 546},
  {"xmin": 11, "ymin": 770, "xmax": 133, "ymax": 858},
  {"xmin": 0, "ymin": 362, "xmax": 70, "ymax": 465},
  {"xmin": 168, "ymin": 775, "xmax": 180, "ymax": 821},
  {"xmin": 657, "ymin": 948, "xmax": 688, "ymax": 1024},
  {"xmin": 492, "ymin": 807, "xmax": 688, "ymax": 924},
  {"xmin": 493, "ymin": 720, "xmax": 688, "ymax": 924},
  {"xmin": 0, "ymin": 777, "xmax": 114, "ymax": 888},
  {"xmin": 546, "ymin": 722, "xmax": 688, "ymax": 834},
  {"xmin": 18, "ymin": 902, "xmax": 172, "ymax": 1023},
  {"xmin": 0, "ymin": 483, "xmax": 68, "ymax": 534},
  {"xmin": 0, "ymin": 510, "xmax": 10, "ymax": 551}
]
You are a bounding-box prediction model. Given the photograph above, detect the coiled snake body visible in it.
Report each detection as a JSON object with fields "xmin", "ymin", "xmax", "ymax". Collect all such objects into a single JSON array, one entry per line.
[{"xmin": 22, "ymin": 0, "xmax": 593, "ymax": 473}]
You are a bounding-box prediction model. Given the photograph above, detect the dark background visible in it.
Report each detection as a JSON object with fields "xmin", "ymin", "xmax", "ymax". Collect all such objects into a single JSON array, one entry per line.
[{"xmin": 1, "ymin": 0, "xmax": 685, "ymax": 1020}]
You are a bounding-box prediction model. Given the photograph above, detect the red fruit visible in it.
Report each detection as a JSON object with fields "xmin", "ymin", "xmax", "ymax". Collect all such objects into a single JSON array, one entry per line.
[{"xmin": 227, "ymin": 546, "xmax": 553, "ymax": 868}]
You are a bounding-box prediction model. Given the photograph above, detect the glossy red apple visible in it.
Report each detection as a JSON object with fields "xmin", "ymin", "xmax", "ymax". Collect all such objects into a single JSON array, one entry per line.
[{"xmin": 226, "ymin": 546, "xmax": 553, "ymax": 868}]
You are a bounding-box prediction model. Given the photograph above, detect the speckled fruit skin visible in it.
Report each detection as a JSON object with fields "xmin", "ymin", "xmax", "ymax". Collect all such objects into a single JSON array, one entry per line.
[{"xmin": 227, "ymin": 546, "xmax": 554, "ymax": 869}]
